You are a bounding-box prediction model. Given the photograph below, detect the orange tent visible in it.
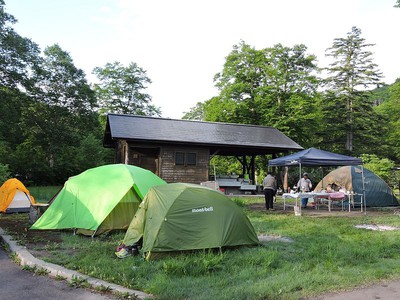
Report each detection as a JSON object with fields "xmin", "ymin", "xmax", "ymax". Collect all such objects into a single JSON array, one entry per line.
[{"xmin": 0, "ymin": 178, "xmax": 35, "ymax": 213}]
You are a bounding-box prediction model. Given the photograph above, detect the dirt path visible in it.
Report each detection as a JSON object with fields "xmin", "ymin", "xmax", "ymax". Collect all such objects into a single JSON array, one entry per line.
[{"xmin": 310, "ymin": 280, "xmax": 400, "ymax": 299}]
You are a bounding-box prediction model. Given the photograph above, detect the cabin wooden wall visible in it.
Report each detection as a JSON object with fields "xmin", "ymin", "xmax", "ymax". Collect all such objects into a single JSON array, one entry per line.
[
  {"xmin": 159, "ymin": 146, "xmax": 210, "ymax": 184},
  {"xmin": 115, "ymin": 140, "xmax": 210, "ymax": 184}
]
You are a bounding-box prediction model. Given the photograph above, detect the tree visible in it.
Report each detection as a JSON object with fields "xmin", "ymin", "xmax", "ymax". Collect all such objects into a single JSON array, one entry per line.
[
  {"xmin": 0, "ymin": 2, "xmax": 107, "ymax": 184},
  {"xmin": 93, "ymin": 61, "xmax": 161, "ymax": 117},
  {"xmin": 0, "ymin": 0, "xmax": 43, "ymax": 177},
  {"xmin": 0, "ymin": 0, "xmax": 40, "ymax": 143},
  {"xmin": 185, "ymin": 42, "xmax": 321, "ymax": 177},
  {"xmin": 0, "ymin": 88, "xmax": 29, "ymax": 152},
  {"xmin": 0, "ymin": 0, "xmax": 40, "ymax": 89},
  {"xmin": 395, "ymin": 0, "xmax": 400, "ymax": 8},
  {"xmin": 213, "ymin": 41, "xmax": 267, "ymax": 125},
  {"xmin": 182, "ymin": 102, "xmax": 205, "ymax": 121},
  {"xmin": 207, "ymin": 41, "xmax": 321, "ymax": 148},
  {"xmin": 0, "ymin": 162, "xmax": 10, "ymax": 183},
  {"xmin": 374, "ymin": 79, "xmax": 400, "ymax": 162},
  {"xmin": 322, "ymin": 27, "xmax": 383, "ymax": 155},
  {"xmin": 17, "ymin": 44, "xmax": 103, "ymax": 183}
]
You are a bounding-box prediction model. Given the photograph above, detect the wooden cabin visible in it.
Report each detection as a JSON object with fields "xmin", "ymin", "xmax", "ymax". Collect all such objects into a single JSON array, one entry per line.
[{"xmin": 103, "ymin": 114, "xmax": 303, "ymax": 184}]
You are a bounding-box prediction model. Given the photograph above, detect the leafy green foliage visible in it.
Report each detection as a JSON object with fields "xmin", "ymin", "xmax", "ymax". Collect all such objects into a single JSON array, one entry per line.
[
  {"xmin": 0, "ymin": 2, "xmax": 42, "ymax": 177},
  {"xmin": 361, "ymin": 154, "xmax": 396, "ymax": 188},
  {"xmin": 0, "ymin": 0, "xmax": 41, "ymax": 89},
  {"xmin": 370, "ymin": 83, "xmax": 391, "ymax": 105},
  {"xmin": 182, "ymin": 101, "xmax": 205, "ymax": 120},
  {"xmin": 189, "ymin": 41, "xmax": 321, "ymax": 149},
  {"xmin": 0, "ymin": 3, "xmax": 113, "ymax": 185},
  {"xmin": 0, "ymin": 162, "xmax": 10, "ymax": 183},
  {"xmin": 3, "ymin": 42, "xmax": 107, "ymax": 184},
  {"xmin": 210, "ymin": 156, "xmax": 242, "ymax": 177},
  {"xmin": 374, "ymin": 79, "xmax": 400, "ymax": 161},
  {"xmin": 93, "ymin": 61, "xmax": 161, "ymax": 116}
]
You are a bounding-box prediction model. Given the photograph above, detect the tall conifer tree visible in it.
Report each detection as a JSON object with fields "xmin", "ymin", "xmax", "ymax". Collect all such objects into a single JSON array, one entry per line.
[{"xmin": 322, "ymin": 27, "xmax": 383, "ymax": 155}]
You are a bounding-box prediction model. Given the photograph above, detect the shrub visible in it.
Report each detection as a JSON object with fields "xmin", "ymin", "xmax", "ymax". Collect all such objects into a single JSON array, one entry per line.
[
  {"xmin": 361, "ymin": 154, "xmax": 396, "ymax": 187},
  {"xmin": 0, "ymin": 163, "xmax": 10, "ymax": 184}
]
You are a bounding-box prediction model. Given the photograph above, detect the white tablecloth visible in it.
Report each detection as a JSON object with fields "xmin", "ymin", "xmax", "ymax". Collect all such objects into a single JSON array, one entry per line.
[
  {"xmin": 282, "ymin": 192, "xmax": 346, "ymax": 211},
  {"xmin": 282, "ymin": 192, "xmax": 331, "ymax": 200}
]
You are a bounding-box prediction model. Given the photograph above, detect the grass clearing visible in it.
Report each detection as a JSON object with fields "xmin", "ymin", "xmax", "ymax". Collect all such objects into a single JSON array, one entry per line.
[
  {"xmin": 2, "ymin": 196, "xmax": 400, "ymax": 299},
  {"xmin": 28, "ymin": 186, "xmax": 62, "ymax": 203}
]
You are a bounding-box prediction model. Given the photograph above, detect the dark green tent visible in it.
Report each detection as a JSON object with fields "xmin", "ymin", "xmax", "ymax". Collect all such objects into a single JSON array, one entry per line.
[
  {"xmin": 314, "ymin": 166, "xmax": 398, "ymax": 207},
  {"xmin": 31, "ymin": 164, "xmax": 166, "ymax": 235},
  {"xmin": 123, "ymin": 183, "xmax": 259, "ymax": 259}
]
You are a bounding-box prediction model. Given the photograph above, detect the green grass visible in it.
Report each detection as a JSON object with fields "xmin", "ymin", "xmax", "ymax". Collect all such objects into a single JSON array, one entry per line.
[
  {"xmin": 5, "ymin": 196, "xmax": 400, "ymax": 299},
  {"xmin": 28, "ymin": 186, "xmax": 61, "ymax": 203},
  {"xmin": 45, "ymin": 217, "xmax": 400, "ymax": 300}
]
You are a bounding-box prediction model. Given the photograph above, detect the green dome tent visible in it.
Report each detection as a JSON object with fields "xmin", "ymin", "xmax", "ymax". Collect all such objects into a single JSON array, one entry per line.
[
  {"xmin": 31, "ymin": 164, "xmax": 166, "ymax": 236},
  {"xmin": 314, "ymin": 166, "xmax": 398, "ymax": 207},
  {"xmin": 123, "ymin": 183, "xmax": 259, "ymax": 259}
]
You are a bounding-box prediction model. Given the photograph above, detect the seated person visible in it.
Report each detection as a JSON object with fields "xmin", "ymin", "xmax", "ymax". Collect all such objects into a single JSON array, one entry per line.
[
  {"xmin": 331, "ymin": 182, "xmax": 341, "ymax": 192},
  {"xmin": 326, "ymin": 183, "xmax": 346, "ymax": 193}
]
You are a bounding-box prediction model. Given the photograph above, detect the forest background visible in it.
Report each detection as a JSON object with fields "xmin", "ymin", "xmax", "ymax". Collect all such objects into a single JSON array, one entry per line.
[{"xmin": 1, "ymin": 0, "xmax": 399, "ymax": 189}]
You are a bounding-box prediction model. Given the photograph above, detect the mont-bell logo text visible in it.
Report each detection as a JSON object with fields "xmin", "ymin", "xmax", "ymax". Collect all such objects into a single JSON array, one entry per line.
[{"xmin": 192, "ymin": 206, "xmax": 214, "ymax": 213}]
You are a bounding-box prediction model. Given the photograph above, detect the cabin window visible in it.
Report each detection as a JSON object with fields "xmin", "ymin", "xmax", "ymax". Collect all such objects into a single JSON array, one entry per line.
[
  {"xmin": 187, "ymin": 152, "xmax": 197, "ymax": 165},
  {"xmin": 175, "ymin": 152, "xmax": 185, "ymax": 165},
  {"xmin": 175, "ymin": 152, "xmax": 197, "ymax": 166}
]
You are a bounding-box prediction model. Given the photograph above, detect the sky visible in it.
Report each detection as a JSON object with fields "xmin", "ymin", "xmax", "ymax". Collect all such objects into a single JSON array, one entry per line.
[{"xmin": 5, "ymin": 0, "xmax": 400, "ymax": 119}]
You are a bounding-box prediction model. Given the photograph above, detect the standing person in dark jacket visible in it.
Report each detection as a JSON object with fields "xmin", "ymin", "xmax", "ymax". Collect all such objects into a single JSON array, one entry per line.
[{"xmin": 263, "ymin": 172, "xmax": 277, "ymax": 210}]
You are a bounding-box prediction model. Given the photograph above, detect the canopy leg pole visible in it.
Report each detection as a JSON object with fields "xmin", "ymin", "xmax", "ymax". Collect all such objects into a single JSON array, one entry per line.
[
  {"xmin": 361, "ymin": 165, "xmax": 366, "ymax": 215},
  {"xmin": 321, "ymin": 167, "xmax": 324, "ymax": 190},
  {"xmin": 298, "ymin": 163, "xmax": 302, "ymax": 210},
  {"xmin": 299, "ymin": 164, "xmax": 302, "ymax": 189}
]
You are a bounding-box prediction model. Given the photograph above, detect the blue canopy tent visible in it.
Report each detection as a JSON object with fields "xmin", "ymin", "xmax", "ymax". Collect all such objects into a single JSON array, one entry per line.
[
  {"xmin": 268, "ymin": 148, "xmax": 366, "ymax": 211},
  {"xmin": 268, "ymin": 147, "xmax": 362, "ymax": 167}
]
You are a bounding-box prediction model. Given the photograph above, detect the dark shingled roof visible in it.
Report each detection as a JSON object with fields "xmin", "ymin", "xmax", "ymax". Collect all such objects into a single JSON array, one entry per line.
[{"xmin": 103, "ymin": 114, "xmax": 303, "ymax": 155}]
